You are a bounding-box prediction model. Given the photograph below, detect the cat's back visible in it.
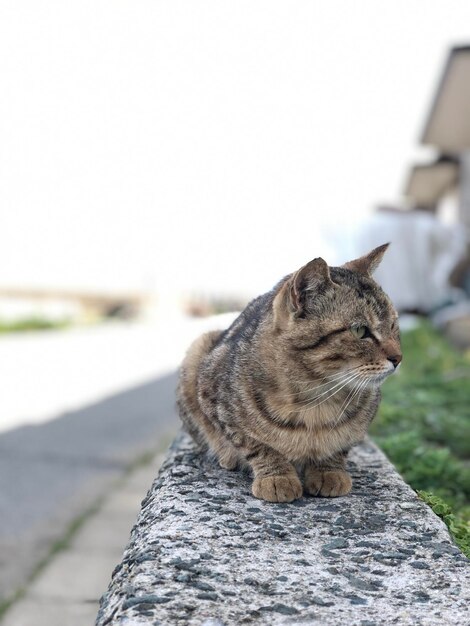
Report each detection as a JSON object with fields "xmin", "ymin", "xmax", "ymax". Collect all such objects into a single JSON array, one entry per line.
[
  {"xmin": 177, "ymin": 288, "xmax": 280, "ymax": 442},
  {"xmin": 179, "ymin": 329, "xmax": 221, "ymax": 395},
  {"xmin": 177, "ymin": 329, "xmax": 222, "ymax": 440}
]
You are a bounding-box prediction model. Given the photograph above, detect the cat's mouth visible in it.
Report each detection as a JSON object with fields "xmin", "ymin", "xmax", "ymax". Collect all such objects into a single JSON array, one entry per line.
[{"xmin": 365, "ymin": 363, "xmax": 397, "ymax": 385}]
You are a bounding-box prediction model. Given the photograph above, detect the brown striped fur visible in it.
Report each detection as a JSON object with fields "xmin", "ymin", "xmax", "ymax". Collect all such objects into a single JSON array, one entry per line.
[{"xmin": 177, "ymin": 244, "xmax": 401, "ymax": 502}]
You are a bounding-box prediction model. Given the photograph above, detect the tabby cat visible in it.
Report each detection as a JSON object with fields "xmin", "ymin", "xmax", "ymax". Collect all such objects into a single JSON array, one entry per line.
[{"xmin": 177, "ymin": 244, "xmax": 401, "ymax": 502}]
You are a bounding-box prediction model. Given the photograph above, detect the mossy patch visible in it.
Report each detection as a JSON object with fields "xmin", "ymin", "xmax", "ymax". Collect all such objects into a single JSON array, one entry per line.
[{"xmin": 417, "ymin": 491, "xmax": 470, "ymax": 558}]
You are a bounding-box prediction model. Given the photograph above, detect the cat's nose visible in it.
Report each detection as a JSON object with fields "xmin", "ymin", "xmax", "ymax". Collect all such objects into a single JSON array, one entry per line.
[{"xmin": 388, "ymin": 354, "xmax": 402, "ymax": 368}]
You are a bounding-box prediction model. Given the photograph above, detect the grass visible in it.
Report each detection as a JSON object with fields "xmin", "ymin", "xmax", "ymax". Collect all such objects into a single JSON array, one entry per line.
[
  {"xmin": 370, "ymin": 320, "xmax": 470, "ymax": 557},
  {"xmin": 0, "ymin": 317, "xmax": 70, "ymax": 334}
]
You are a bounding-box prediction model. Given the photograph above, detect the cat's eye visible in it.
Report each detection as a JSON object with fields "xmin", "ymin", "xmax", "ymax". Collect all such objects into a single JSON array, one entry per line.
[{"xmin": 351, "ymin": 325, "xmax": 371, "ymax": 339}]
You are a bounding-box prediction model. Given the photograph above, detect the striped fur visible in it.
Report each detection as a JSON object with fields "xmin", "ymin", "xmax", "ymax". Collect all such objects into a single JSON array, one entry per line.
[{"xmin": 177, "ymin": 245, "xmax": 401, "ymax": 502}]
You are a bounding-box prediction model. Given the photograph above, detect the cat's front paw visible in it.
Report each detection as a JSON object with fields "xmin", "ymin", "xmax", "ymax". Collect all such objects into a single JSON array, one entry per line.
[
  {"xmin": 217, "ymin": 447, "xmax": 239, "ymax": 470},
  {"xmin": 252, "ymin": 474, "xmax": 303, "ymax": 503},
  {"xmin": 305, "ymin": 469, "xmax": 352, "ymax": 497}
]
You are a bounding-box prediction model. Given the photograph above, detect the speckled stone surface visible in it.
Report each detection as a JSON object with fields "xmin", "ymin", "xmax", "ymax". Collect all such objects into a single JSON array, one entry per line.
[{"xmin": 96, "ymin": 432, "xmax": 470, "ymax": 626}]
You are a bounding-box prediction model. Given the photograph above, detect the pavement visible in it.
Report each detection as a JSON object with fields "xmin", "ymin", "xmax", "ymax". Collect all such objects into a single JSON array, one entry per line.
[
  {"xmin": 0, "ymin": 314, "xmax": 237, "ymax": 616},
  {"xmin": 0, "ymin": 314, "xmax": 237, "ymax": 623},
  {"xmin": 0, "ymin": 371, "xmax": 180, "ymax": 610},
  {"xmin": 1, "ymin": 451, "xmax": 165, "ymax": 626},
  {"xmin": 0, "ymin": 314, "xmax": 237, "ymax": 435}
]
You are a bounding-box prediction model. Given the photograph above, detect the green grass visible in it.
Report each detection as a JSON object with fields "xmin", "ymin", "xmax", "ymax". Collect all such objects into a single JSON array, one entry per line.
[
  {"xmin": 370, "ymin": 320, "xmax": 470, "ymax": 557},
  {"xmin": 0, "ymin": 317, "xmax": 70, "ymax": 334}
]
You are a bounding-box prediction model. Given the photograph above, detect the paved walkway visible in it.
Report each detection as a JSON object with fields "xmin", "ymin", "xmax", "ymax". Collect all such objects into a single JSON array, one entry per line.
[
  {"xmin": 0, "ymin": 315, "xmax": 236, "ymax": 435},
  {"xmin": 0, "ymin": 373, "xmax": 179, "ymax": 606},
  {"xmin": 1, "ymin": 453, "xmax": 164, "ymax": 626},
  {"xmin": 0, "ymin": 315, "xmax": 236, "ymax": 622}
]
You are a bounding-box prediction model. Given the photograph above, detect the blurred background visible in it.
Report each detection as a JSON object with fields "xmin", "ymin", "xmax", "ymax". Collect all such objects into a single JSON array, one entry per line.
[{"xmin": 1, "ymin": 1, "xmax": 469, "ymax": 624}]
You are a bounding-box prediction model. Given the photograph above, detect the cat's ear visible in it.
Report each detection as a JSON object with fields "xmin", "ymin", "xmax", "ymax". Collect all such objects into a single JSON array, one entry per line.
[
  {"xmin": 289, "ymin": 257, "xmax": 333, "ymax": 315},
  {"xmin": 342, "ymin": 243, "xmax": 389, "ymax": 276},
  {"xmin": 273, "ymin": 257, "xmax": 333, "ymax": 327}
]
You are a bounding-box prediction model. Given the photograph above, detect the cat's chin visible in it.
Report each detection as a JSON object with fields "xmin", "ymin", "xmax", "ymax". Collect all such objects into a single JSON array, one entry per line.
[{"xmin": 366, "ymin": 370, "xmax": 394, "ymax": 386}]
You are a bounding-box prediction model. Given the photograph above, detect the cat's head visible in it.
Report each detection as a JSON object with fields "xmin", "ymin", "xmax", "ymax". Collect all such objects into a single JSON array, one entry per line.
[{"xmin": 273, "ymin": 244, "xmax": 401, "ymax": 387}]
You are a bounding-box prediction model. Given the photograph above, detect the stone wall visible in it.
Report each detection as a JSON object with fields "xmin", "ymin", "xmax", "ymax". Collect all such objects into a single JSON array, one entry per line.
[{"xmin": 96, "ymin": 432, "xmax": 470, "ymax": 625}]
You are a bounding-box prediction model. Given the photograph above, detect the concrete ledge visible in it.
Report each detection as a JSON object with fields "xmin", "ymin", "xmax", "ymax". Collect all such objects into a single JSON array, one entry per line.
[{"xmin": 96, "ymin": 432, "xmax": 470, "ymax": 625}]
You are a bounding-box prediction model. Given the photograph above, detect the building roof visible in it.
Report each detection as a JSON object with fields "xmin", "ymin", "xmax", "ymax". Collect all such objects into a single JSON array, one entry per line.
[
  {"xmin": 421, "ymin": 46, "xmax": 470, "ymax": 153},
  {"xmin": 404, "ymin": 159, "xmax": 458, "ymax": 208}
]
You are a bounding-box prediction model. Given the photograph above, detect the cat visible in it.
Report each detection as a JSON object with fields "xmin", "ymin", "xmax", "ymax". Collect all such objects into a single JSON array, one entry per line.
[{"xmin": 177, "ymin": 244, "xmax": 401, "ymax": 503}]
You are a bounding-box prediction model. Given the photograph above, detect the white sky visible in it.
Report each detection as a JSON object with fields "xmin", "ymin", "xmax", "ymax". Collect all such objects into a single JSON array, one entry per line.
[{"xmin": 1, "ymin": 1, "xmax": 469, "ymax": 298}]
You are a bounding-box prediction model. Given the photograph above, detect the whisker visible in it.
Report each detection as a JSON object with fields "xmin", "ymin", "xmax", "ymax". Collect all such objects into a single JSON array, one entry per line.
[
  {"xmin": 332, "ymin": 380, "xmax": 362, "ymax": 425},
  {"xmin": 270, "ymin": 371, "xmax": 366, "ymax": 421},
  {"xmin": 281, "ymin": 369, "xmax": 360, "ymax": 400},
  {"xmin": 328, "ymin": 377, "xmax": 368, "ymax": 432},
  {"xmin": 296, "ymin": 371, "xmax": 361, "ymax": 407},
  {"xmin": 295, "ymin": 372, "xmax": 362, "ymax": 413},
  {"xmin": 295, "ymin": 366, "xmax": 362, "ymax": 387}
]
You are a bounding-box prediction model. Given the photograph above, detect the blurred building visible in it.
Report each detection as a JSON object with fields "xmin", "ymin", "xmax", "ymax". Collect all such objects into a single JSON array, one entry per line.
[
  {"xmin": 403, "ymin": 45, "xmax": 470, "ymax": 346},
  {"xmin": 405, "ymin": 45, "xmax": 470, "ymax": 247}
]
